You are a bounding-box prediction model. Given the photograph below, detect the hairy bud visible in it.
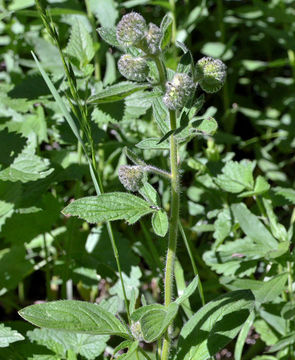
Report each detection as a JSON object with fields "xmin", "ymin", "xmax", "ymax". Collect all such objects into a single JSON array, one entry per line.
[
  {"xmin": 141, "ymin": 23, "xmax": 162, "ymax": 55},
  {"xmin": 195, "ymin": 57, "xmax": 226, "ymax": 93},
  {"xmin": 163, "ymin": 73, "xmax": 196, "ymax": 110},
  {"xmin": 130, "ymin": 321, "xmax": 144, "ymax": 341},
  {"xmin": 116, "ymin": 12, "xmax": 147, "ymax": 47},
  {"xmin": 118, "ymin": 165, "xmax": 144, "ymax": 192},
  {"xmin": 118, "ymin": 54, "xmax": 149, "ymax": 82}
]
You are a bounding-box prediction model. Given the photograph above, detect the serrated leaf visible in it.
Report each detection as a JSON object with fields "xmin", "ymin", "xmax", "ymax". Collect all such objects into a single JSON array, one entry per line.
[
  {"xmin": 0, "ymin": 324, "xmax": 24, "ymax": 347},
  {"xmin": 90, "ymin": 0, "xmax": 118, "ymax": 28},
  {"xmin": 65, "ymin": 20, "xmax": 95, "ymax": 68},
  {"xmin": 213, "ymin": 208, "xmax": 231, "ymax": 246},
  {"xmin": 274, "ymin": 187, "xmax": 295, "ymax": 204},
  {"xmin": 136, "ymin": 137, "xmax": 169, "ymax": 150},
  {"xmin": 175, "ymin": 290, "xmax": 255, "ymax": 360},
  {"xmin": 0, "ymin": 150, "xmax": 53, "ymax": 183},
  {"xmin": 63, "ymin": 193, "xmax": 154, "ymax": 225},
  {"xmin": 0, "ymin": 128, "xmax": 26, "ymax": 166},
  {"xmin": 231, "ymin": 203, "xmax": 278, "ymax": 250},
  {"xmin": 88, "ymin": 82, "xmax": 150, "ymax": 104},
  {"xmin": 97, "ymin": 26, "xmax": 121, "ymax": 48},
  {"xmin": 19, "ymin": 300, "xmax": 131, "ymax": 338},
  {"xmin": 27, "ymin": 328, "xmax": 108, "ymax": 360},
  {"xmin": 216, "ymin": 160, "xmax": 255, "ymax": 193},
  {"xmin": 152, "ymin": 210, "xmax": 168, "ymax": 237}
]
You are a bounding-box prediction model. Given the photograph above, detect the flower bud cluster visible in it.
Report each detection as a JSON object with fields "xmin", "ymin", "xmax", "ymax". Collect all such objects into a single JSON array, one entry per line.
[
  {"xmin": 195, "ymin": 57, "xmax": 226, "ymax": 93},
  {"xmin": 118, "ymin": 165, "xmax": 144, "ymax": 192},
  {"xmin": 163, "ymin": 73, "xmax": 196, "ymax": 110},
  {"xmin": 115, "ymin": 12, "xmax": 163, "ymax": 82},
  {"xmin": 118, "ymin": 54, "xmax": 149, "ymax": 82}
]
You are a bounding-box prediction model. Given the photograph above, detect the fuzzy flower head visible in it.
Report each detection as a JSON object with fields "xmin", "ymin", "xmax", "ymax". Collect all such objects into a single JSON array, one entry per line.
[
  {"xmin": 118, "ymin": 165, "xmax": 144, "ymax": 192},
  {"xmin": 195, "ymin": 57, "xmax": 226, "ymax": 93},
  {"xmin": 163, "ymin": 73, "xmax": 196, "ymax": 110},
  {"xmin": 116, "ymin": 12, "xmax": 147, "ymax": 47},
  {"xmin": 141, "ymin": 23, "xmax": 162, "ymax": 55},
  {"xmin": 118, "ymin": 54, "xmax": 149, "ymax": 82}
]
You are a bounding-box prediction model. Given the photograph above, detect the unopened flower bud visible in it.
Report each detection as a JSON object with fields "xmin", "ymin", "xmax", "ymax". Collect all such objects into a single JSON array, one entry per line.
[
  {"xmin": 118, "ymin": 165, "xmax": 144, "ymax": 192},
  {"xmin": 116, "ymin": 12, "xmax": 147, "ymax": 47},
  {"xmin": 141, "ymin": 23, "xmax": 162, "ymax": 55},
  {"xmin": 118, "ymin": 54, "xmax": 149, "ymax": 82},
  {"xmin": 131, "ymin": 321, "xmax": 144, "ymax": 341},
  {"xmin": 195, "ymin": 57, "xmax": 226, "ymax": 93},
  {"xmin": 163, "ymin": 73, "xmax": 196, "ymax": 110}
]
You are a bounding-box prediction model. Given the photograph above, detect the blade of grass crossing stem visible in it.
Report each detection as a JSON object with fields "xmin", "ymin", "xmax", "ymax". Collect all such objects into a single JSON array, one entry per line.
[
  {"xmin": 179, "ymin": 222, "xmax": 205, "ymax": 305},
  {"xmin": 32, "ymin": 51, "xmax": 130, "ymax": 321},
  {"xmin": 234, "ymin": 311, "xmax": 255, "ymax": 360}
]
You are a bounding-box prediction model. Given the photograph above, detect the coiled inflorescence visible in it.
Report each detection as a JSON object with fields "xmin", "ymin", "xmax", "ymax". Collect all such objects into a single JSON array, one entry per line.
[
  {"xmin": 163, "ymin": 73, "xmax": 196, "ymax": 110},
  {"xmin": 195, "ymin": 57, "xmax": 226, "ymax": 93},
  {"xmin": 116, "ymin": 12, "xmax": 147, "ymax": 47},
  {"xmin": 141, "ymin": 23, "xmax": 162, "ymax": 55},
  {"xmin": 118, "ymin": 54, "xmax": 149, "ymax": 82},
  {"xmin": 118, "ymin": 165, "xmax": 144, "ymax": 192}
]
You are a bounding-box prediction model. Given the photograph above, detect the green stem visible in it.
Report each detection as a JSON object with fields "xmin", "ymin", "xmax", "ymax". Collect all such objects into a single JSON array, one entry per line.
[
  {"xmin": 84, "ymin": 0, "xmax": 101, "ymax": 81},
  {"xmin": 169, "ymin": 0, "xmax": 177, "ymax": 44},
  {"xmin": 43, "ymin": 234, "xmax": 52, "ymax": 300},
  {"xmin": 162, "ymin": 110, "xmax": 180, "ymax": 360},
  {"xmin": 179, "ymin": 222, "xmax": 205, "ymax": 305}
]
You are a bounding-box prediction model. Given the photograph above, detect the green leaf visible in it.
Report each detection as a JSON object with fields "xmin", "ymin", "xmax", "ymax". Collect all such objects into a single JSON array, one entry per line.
[
  {"xmin": 176, "ymin": 290, "xmax": 255, "ymax": 360},
  {"xmin": 231, "ymin": 203, "xmax": 278, "ymax": 250},
  {"xmin": 0, "ymin": 246, "xmax": 34, "ymax": 293},
  {"xmin": 227, "ymin": 273, "xmax": 288, "ymax": 303},
  {"xmin": 152, "ymin": 96, "xmax": 170, "ymax": 134},
  {"xmin": 175, "ymin": 275, "xmax": 199, "ymax": 305},
  {"xmin": 281, "ymin": 302, "xmax": 295, "ymax": 320},
  {"xmin": 88, "ymin": 82, "xmax": 150, "ymax": 104},
  {"xmin": 0, "ymin": 324, "xmax": 24, "ymax": 347},
  {"xmin": 213, "ymin": 208, "xmax": 231, "ymax": 246},
  {"xmin": 0, "ymin": 150, "xmax": 53, "ymax": 183},
  {"xmin": 0, "ymin": 128, "xmax": 26, "ymax": 166},
  {"xmin": 19, "ymin": 300, "xmax": 131, "ymax": 338},
  {"xmin": 234, "ymin": 311, "xmax": 255, "ymax": 360},
  {"xmin": 254, "ymin": 319, "xmax": 279, "ymax": 346},
  {"xmin": 268, "ymin": 333, "xmax": 295, "ymax": 353},
  {"xmin": 27, "ymin": 328, "xmax": 108, "ymax": 360},
  {"xmin": 152, "ymin": 210, "xmax": 168, "ymax": 237},
  {"xmin": 239, "ymin": 175, "xmax": 270, "ymax": 197},
  {"xmin": 216, "ymin": 160, "xmax": 255, "ymax": 193},
  {"xmin": 160, "ymin": 14, "xmax": 173, "ymax": 50},
  {"xmin": 65, "ymin": 20, "xmax": 95, "ymax": 68},
  {"xmin": 63, "ymin": 193, "xmax": 154, "ymax": 225},
  {"xmin": 138, "ymin": 303, "xmax": 179, "ymax": 343},
  {"xmin": 138, "ymin": 182, "xmax": 160, "ymax": 206},
  {"xmin": 90, "ymin": 0, "xmax": 118, "ymax": 28},
  {"xmin": 97, "ymin": 26, "xmax": 121, "ymax": 48},
  {"xmin": 274, "ymin": 187, "xmax": 295, "ymax": 204},
  {"xmin": 136, "ymin": 137, "xmax": 170, "ymax": 150},
  {"xmin": 194, "ymin": 117, "xmax": 218, "ymax": 135}
]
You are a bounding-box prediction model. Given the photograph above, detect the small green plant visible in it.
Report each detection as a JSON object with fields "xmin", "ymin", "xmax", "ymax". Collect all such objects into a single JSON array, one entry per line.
[
  {"xmin": 4, "ymin": 2, "xmax": 291, "ymax": 360},
  {"xmin": 17, "ymin": 7, "xmax": 254, "ymax": 360}
]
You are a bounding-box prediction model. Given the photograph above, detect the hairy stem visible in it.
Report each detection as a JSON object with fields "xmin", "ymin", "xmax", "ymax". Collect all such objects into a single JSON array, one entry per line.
[{"xmin": 162, "ymin": 109, "xmax": 180, "ymax": 360}]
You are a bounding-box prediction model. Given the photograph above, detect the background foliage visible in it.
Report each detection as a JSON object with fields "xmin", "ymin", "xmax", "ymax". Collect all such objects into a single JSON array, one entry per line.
[{"xmin": 0, "ymin": 0, "xmax": 295, "ymax": 359}]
